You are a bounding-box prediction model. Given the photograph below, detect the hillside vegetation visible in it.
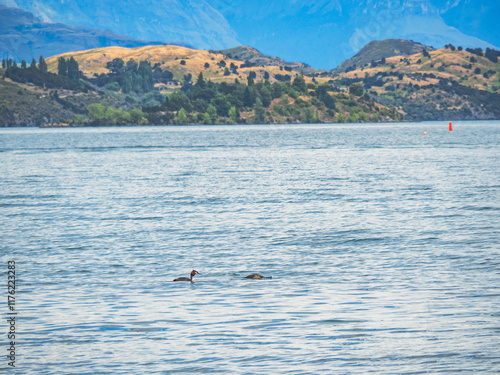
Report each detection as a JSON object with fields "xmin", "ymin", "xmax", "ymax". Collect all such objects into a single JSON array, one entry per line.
[
  {"xmin": 217, "ymin": 46, "xmax": 320, "ymax": 76},
  {"xmin": 45, "ymin": 45, "xmax": 320, "ymax": 86},
  {"xmin": 334, "ymin": 39, "xmax": 435, "ymax": 73},
  {"xmin": 1, "ymin": 40, "xmax": 499, "ymax": 126},
  {"xmin": 334, "ymin": 44, "xmax": 500, "ymax": 120}
]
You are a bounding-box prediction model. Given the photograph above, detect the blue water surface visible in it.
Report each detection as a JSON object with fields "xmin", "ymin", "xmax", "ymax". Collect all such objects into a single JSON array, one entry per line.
[{"xmin": 1, "ymin": 121, "xmax": 499, "ymax": 374}]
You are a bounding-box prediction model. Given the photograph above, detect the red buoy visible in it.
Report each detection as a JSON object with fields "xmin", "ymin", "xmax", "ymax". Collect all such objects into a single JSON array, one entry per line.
[{"xmin": 449, "ymin": 121, "xmax": 453, "ymax": 131}]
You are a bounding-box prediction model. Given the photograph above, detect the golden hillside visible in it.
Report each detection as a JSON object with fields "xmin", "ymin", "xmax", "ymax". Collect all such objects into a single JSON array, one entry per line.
[
  {"xmin": 332, "ymin": 46, "xmax": 500, "ymax": 120},
  {"xmin": 336, "ymin": 48, "xmax": 500, "ymax": 92},
  {"xmin": 45, "ymin": 44, "xmax": 318, "ymax": 85}
]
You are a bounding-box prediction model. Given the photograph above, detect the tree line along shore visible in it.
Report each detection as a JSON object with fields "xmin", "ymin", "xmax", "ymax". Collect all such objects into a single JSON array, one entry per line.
[{"xmin": 1, "ymin": 43, "xmax": 499, "ymax": 126}]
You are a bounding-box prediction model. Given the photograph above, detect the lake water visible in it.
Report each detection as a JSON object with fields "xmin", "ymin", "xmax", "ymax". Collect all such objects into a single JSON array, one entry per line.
[{"xmin": 1, "ymin": 122, "xmax": 499, "ymax": 374}]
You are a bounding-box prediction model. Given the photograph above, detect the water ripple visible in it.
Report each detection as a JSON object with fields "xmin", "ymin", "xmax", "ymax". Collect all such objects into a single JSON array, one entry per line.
[{"xmin": 1, "ymin": 122, "xmax": 499, "ymax": 374}]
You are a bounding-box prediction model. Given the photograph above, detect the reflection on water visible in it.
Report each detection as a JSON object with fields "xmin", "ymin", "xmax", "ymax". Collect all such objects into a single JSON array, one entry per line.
[{"xmin": 1, "ymin": 122, "xmax": 499, "ymax": 373}]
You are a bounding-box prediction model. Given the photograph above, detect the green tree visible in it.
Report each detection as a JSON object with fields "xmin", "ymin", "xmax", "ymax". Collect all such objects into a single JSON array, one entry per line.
[
  {"xmin": 177, "ymin": 108, "xmax": 188, "ymax": 125},
  {"xmin": 67, "ymin": 57, "xmax": 79, "ymax": 80},
  {"xmin": 314, "ymin": 110, "xmax": 321, "ymax": 123},
  {"xmin": 183, "ymin": 73, "xmax": 192, "ymax": 86},
  {"xmin": 203, "ymin": 112, "xmax": 212, "ymax": 125},
  {"xmin": 104, "ymin": 106, "xmax": 118, "ymax": 125},
  {"xmin": 128, "ymin": 109, "xmax": 147, "ymax": 125},
  {"xmin": 133, "ymin": 74, "xmax": 143, "ymax": 94},
  {"xmin": 116, "ymin": 110, "xmax": 131, "ymax": 125},
  {"xmin": 106, "ymin": 58, "xmax": 125, "ymax": 74},
  {"xmin": 21, "ymin": 60, "xmax": 27, "ymax": 69},
  {"xmin": 104, "ymin": 82, "xmax": 121, "ymax": 92},
  {"xmin": 206, "ymin": 104, "xmax": 218, "ymax": 124},
  {"xmin": 73, "ymin": 114, "xmax": 86, "ymax": 126},
  {"xmin": 243, "ymin": 86, "xmax": 256, "ymax": 107},
  {"xmin": 292, "ymin": 75, "xmax": 307, "ymax": 93},
  {"xmin": 303, "ymin": 107, "xmax": 315, "ymax": 123},
  {"xmin": 349, "ymin": 82, "xmax": 364, "ymax": 96},
  {"xmin": 1, "ymin": 59, "xmax": 5, "ymax": 69},
  {"xmin": 167, "ymin": 91, "xmax": 192, "ymax": 112},
  {"xmin": 212, "ymin": 94, "xmax": 231, "ymax": 117},
  {"xmin": 195, "ymin": 72, "xmax": 206, "ymax": 88},
  {"xmin": 88, "ymin": 102, "xmax": 106, "ymax": 123},
  {"xmin": 192, "ymin": 98, "xmax": 208, "ymax": 113},
  {"xmin": 122, "ymin": 72, "xmax": 133, "ymax": 93},
  {"xmin": 38, "ymin": 56, "xmax": 48, "ymax": 74},
  {"xmin": 126, "ymin": 59, "xmax": 138, "ymax": 72},
  {"xmin": 138, "ymin": 61, "xmax": 154, "ymax": 92},
  {"xmin": 253, "ymin": 97, "xmax": 266, "ymax": 124},
  {"xmin": 247, "ymin": 72, "xmax": 255, "ymax": 86},
  {"xmin": 228, "ymin": 106, "xmax": 238, "ymax": 124},
  {"xmin": 322, "ymin": 93, "xmax": 336, "ymax": 109},
  {"xmin": 58, "ymin": 57, "xmax": 68, "ymax": 76},
  {"xmin": 272, "ymin": 82, "xmax": 283, "ymax": 99},
  {"xmin": 485, "ymin": 48, "xmax": 499, "ymax": 63},
  {"xmin": 258, "ymin": 85, "xmax": 272, "ymax": 107},
  {"xmin": 30, "ymin": 58, "xmax": 37, "ymax": 69},
  {"xmin": 347, "ymin": 111, "xmax": 359, "ymax": 123}
]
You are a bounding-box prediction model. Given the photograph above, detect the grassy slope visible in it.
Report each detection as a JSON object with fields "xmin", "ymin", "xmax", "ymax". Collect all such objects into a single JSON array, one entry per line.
[
  {"xmin": 45, "ymin": 45, "xmax": 315, "ymax": 86},
  {"xmin": 339, "ymin": 49, "xmax": 499, "ymax": 91},
  {"xmin": 47, "ymin": 43, "xmax": 497, "ymax": 94},
  {"xmin": 334, "ymin": 48, "xmax": 500, "ymax": 120},
  {"xmin": 334, "ymin": 39, "xmax": 435, "ymax": 73},
  {"xmin": 4, "ymin": 43, "xmax": 499, "ymax": 125},
  {"xmin": 0, "ymin": 75, "xmax": 101, "ymax": 126},
  {"xmin": 217, "ymin": 46, "xmax": 320, "ymax": 75}
]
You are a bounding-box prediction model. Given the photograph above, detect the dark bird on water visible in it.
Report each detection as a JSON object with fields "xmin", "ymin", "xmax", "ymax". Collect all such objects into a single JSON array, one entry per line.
[
  {"xmin": 244, "ymin": 273, "xmax": 272, "ymax": 279},
  {"xmin": 173, "ymin": 270, "xmax": 199, "ymax": 282}
]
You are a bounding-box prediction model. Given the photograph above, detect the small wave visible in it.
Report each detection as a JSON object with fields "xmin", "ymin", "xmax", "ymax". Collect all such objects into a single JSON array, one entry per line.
[
  {"xmin": 312, "ymin": 318, "xmax": 367, "ymax": 324},
  {"xmin": 462, "ymin": 205, "xmax": 499, "ymax": 211}
]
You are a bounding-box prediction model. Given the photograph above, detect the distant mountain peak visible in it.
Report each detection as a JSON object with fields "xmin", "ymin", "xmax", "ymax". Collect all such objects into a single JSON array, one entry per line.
[
  {"xmin": 2, "ymin": 0, "xmax": 498, "ymax": 69},
  {"xmin": 207, "ymin": 0, "xmax": 499, "ymax": 68},
  {"xmin": 0, "ymin": 5, "xmax": 190, "ymax": 61},
  {"xmin": 334, "ymin": 39, "xmax": 435, "ymax": 72},
  {"xmin": 217, "ymin": 45, "xmax": 312, "ymax": 71},
  {"xmin": 0, "ymin": 0, "xmax": 240, "ymax": 50}
]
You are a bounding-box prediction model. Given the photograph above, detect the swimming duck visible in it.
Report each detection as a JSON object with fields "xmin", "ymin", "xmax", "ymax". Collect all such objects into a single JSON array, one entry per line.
[
  {"xmin": 244, "ymin": 273, "xmax": 272, "ymax": 279},
  {"xmin": 173, "ymin": 270, "xmax": 199, "ymax": 282}
]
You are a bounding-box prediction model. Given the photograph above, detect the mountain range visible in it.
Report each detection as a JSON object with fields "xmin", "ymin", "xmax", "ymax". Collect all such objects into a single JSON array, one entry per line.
[
  {"xmin": 334, "ymin": 39, "xmax": 435, "ymax": 73},
  {"xmin": 1, "ymin": 0, "xmax": 498, "ymax": 69},
  {"xmin": 0, "ymin": 5, "xmax": 192, "ymax": 62},
  {"xmin": 0, "ymin": 0, "xmax": 238, "ymax": 50},
  {"xmin": 1, "ymin": 39, "xmax": 498, "ymax": 126},
  {"xmin": 210, "ymin": 0, "xmax": 499, "ymax": 68}
]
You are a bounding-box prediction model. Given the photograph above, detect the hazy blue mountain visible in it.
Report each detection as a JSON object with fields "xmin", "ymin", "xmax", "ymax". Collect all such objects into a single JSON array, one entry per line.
[
  {"xmin": 2, "ymin": 0, "xmax": 498, "ymax": 69},
  {"xmin": 209, "ymin": 0, "xmax": 499, "ymax": 68},
  {"xmin": 0, "ymin": 5, "xmax": 184, "ymax": 61},
  {"xmin": 440, "ymin": 1, "xmax": 499, "ymax": 47},
  {"xmin": 0, "ymin": 0, "xmax": 239, "ymax": 50}
]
